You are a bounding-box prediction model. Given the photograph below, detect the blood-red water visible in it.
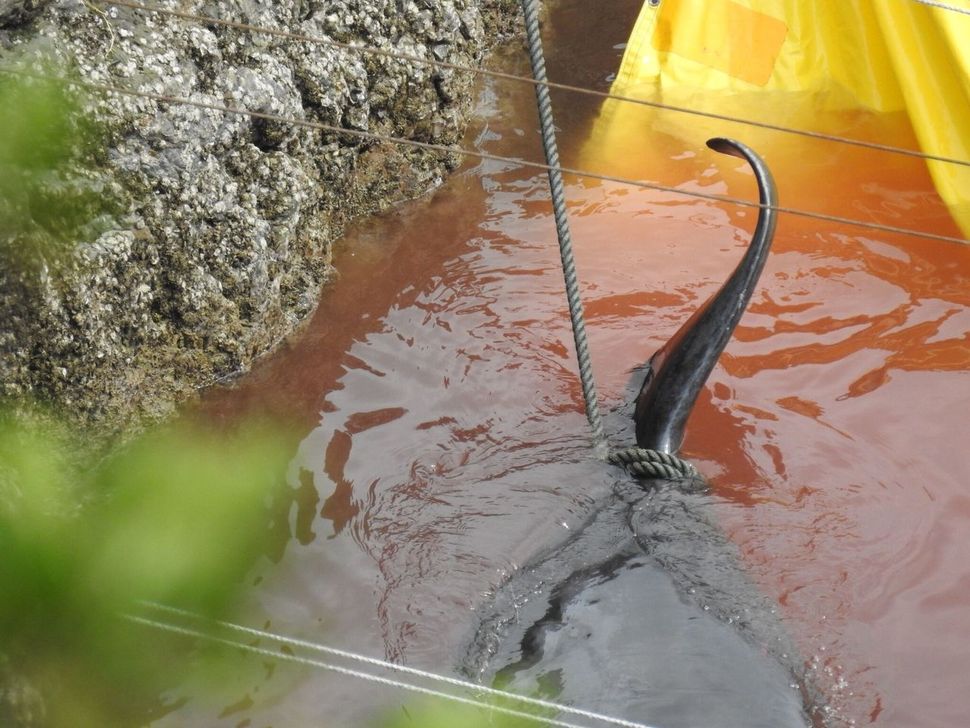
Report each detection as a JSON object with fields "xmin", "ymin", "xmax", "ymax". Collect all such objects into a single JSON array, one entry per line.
[{"xmin": 160, "ymin": 4, "xmax": 970, "ymax": 727}]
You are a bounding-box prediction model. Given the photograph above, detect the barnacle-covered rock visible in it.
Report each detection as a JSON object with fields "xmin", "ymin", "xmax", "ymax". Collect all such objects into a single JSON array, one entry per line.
[{"xmin": 0, "ymin": 0, "xmax": 518, "ymax": 441}]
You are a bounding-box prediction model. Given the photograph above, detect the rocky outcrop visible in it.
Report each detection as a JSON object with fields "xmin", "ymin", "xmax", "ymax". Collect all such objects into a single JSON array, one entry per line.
[{"xmin": 0, "ymin": 0, "xmax": 517, "ymax": 440}]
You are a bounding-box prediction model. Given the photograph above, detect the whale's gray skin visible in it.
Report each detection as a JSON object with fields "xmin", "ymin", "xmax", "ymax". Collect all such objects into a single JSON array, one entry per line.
[
  {"xmin": 460, "ymin": 140, "xmax": 828, "ymax": 727},
  {"xmin": 460, "ymin": 476, "xmax": 822, "ymax": 727},
  {"xmin": 635, "ymin": 138, "xmax": 778, "ymax": 455}
]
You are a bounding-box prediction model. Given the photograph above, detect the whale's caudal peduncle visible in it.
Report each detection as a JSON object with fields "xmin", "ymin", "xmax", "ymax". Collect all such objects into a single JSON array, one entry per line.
[{"xmin": 634, "ymin": 137, "xmax": 778, "ymax": 454}]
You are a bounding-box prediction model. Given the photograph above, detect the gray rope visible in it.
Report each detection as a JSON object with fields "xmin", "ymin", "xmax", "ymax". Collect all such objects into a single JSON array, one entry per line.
[
  {"xmin": 608, "ymin": 447, "xmax": 700, "ymax": 482},
  {"xmin": 521, "ymin": 1, "xmax": 743, "ymax": 485},
  {"xmin": 520, "ymin": 0, "xmax": 606, "ymax": 453}
]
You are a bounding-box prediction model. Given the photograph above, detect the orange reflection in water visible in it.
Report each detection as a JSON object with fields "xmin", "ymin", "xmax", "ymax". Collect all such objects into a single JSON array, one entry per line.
[
  {"xmin": 560, "ymin": 80, "xmax": 970, "ymax": 724},
  {"xmin": 188, "ymin": 9, "xmax": 970, "ymax": 728}
]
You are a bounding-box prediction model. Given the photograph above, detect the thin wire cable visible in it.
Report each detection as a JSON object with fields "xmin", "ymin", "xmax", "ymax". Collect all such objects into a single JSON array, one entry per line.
[
  {"xmin": 128, "ymin": 607, "xmax": 660, "ymax": 728},
  {"xmin": 93, "ymin": 0, "xmax": 970, "ymax": 171},
  {"xmin": 125, "ymin": 615, "xmax": 605, "ymax": 728},
  {"xmin": 520, "ymin": 0, "xmax": 604, "ymax": 452},
  {"xmin": 138, "ymin": 602, "xmax": 657, "ymax": 728},
  {"xmin": 911, "ymin": 0, "xmax": 970, "ymax": 15},
  {"xmin": 2, "ymin": 66, "xmax": 965, "ymax": 245}
]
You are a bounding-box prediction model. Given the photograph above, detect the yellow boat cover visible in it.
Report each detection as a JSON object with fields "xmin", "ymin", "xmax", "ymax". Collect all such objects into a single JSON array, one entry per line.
[{"xmin": 590, "ymin": 0, "xmax": 970, "ymax": 237}]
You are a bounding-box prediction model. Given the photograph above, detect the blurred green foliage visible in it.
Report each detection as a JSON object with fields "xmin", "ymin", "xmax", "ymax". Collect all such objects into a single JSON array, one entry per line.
[
  {"xmin": 0, "ymin": 56, "xmax": 297, "ymax": 728},
  {"xmin": 0, "ymin": 62, "xmax": 119, "ymax": 257},
  {"xmin": 0, "ymin": 415, "xmax": 290, "ymax": 727}
]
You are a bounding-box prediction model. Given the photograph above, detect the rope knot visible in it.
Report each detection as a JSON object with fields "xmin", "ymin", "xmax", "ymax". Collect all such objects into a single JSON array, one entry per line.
[{"xmin": 608, "ymin": 447, "xmax": 699, "ymax": 482}]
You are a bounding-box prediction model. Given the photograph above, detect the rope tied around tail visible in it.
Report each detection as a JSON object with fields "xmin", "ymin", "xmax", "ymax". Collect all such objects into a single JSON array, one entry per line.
[{"xmin": 608, "ymin": 447, "xmax": 699, "ymax": 482}]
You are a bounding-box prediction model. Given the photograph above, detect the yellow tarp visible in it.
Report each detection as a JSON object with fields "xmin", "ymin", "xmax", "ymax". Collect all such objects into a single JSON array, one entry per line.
[{"xmin": 589, "ymin": 0, "xmax": 970, "ymax": 237}]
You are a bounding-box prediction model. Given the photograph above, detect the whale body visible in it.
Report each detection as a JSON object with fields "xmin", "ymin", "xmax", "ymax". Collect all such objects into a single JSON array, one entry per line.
[{"xmin": 460, "ymin": 139, "xmax": 827, "ymax": 727}]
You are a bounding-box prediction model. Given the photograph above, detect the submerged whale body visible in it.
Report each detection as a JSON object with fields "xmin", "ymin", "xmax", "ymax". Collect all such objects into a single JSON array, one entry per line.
[
  {"xmin": 460, "ymin": 139, "xmax": 827, "ymax": 727},
  {"xmin": 461, "ymin": 477, "xmax": 817, "ymax": 727}
]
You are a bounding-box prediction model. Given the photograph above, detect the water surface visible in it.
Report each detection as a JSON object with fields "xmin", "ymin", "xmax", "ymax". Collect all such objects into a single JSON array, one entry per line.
[{"xmin": 160, "ymin": 3, "xmax": 970, "ymax": 726}]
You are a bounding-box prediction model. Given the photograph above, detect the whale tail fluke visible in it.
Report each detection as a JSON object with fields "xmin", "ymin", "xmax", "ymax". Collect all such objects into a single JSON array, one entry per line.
[{"xmin": 634, "ymin": 138, "xmax": 778, "ymax": 454}]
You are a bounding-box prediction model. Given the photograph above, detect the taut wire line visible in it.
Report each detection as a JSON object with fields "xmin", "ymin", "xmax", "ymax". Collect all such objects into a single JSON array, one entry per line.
[
  {"xmin": 910, "ymin": 0, "xmax": 970, "ymax": 16},
  {"xmin": 128, "ymin": 603, "xmax": 661, "ymax": 728},
  {"xmin": 125, "ymin": 615, "xmax": 596, "ymax": 728},
  {"xmin": 92, "ymin": 0, "xmax": 970, "ymax": 170},
  {"xmin": 1, "ymin": 66, "xmax": 966, "ymax": 245}
]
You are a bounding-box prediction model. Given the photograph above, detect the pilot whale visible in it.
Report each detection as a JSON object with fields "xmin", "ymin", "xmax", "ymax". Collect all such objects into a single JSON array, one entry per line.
[{"xmin": 460, "ymin": 139, "xmax": 829, "ymax": 728}]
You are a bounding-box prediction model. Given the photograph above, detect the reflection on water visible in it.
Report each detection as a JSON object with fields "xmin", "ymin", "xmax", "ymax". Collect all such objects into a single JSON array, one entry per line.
[{"xmin": 160, "ymin": 3, "xmax": 970, "ymax": 727}]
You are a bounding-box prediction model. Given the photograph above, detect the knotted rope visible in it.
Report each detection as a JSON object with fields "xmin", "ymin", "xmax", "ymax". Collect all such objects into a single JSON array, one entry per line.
[
  {"xmin": 608, "ymin": 447, "xmax": 700, "ymax": 482},
  {"xmin": 520, "ymin": 0, "xmax": 702, "ymax": 485}
]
